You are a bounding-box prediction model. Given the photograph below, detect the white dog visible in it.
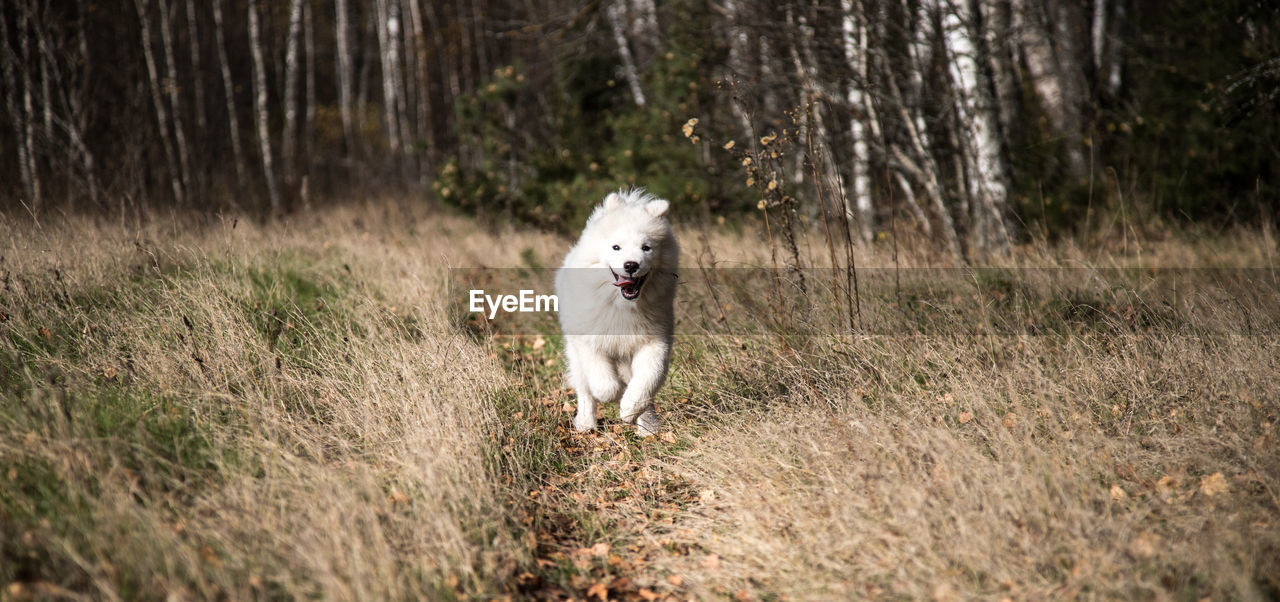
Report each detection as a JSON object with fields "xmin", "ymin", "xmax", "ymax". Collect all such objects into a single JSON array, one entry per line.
[{"xmin": 555, "ymin": 189, "xmax": 679, "ymax": 436}]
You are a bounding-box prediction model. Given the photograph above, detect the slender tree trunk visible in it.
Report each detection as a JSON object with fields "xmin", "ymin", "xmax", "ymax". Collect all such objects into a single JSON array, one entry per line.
[
  {"xmin": 184, "ymin": 0, "xmax": 206, "ymax": 141},
  {"xmin": 356, "ymin": 7, "xmax": 372, "ymax": 135},
  {"xmin": 335, "ymin": 0, "xmax": 355, "ymax": 154},
  {"xmin": 470, "ymin": 1, "xmax": 489, "ymax": 87},
  {"xmin": 375, "ymin": 0, "xmax": 402, "ymax": 153},
  {"xmin": 721, "ymin": 0, "xmax": 754, "ymax": 134},
  {"xmin": 71, "ymin": 0, "xmax": 100, "ymax": 206},
  {"xmin": 986, "ymin": 0, "xmax": 1020, "ymax": 149},
  {"xmin": 406, "ymin": 0, "xmax": 436, "ymax": 178},
  {"xmin": 183, "ymin": 0, "xmax": 208, "ymax": 197},
  {"xmin": 1013, "ymin": 0, "xmax": 1086, "ymax": 177},
  {"xmin": 135, "ymin": 0, "xmax": 183, "ymax": 206},
  {"xmin": 37, "ymin": 23, "xmax": 52, "ymax": 148},
  {"xmin": 304, "ymin": 0, "xmax": 316, "ymax": 174},
  {"xmin": 1, "ymin": 4, "xmax": 37, "ymax": 207},
  {"xmin": 425, "ymin": 2, "xmax": 460, "ymax": 109},
  {"xmin": 30, "ymin": 9, "xmax": 95, "ymax": 207},
  {"xmin": 453, "ymin": 1, "xmax": 473, "ymax": 94},
  {"xmin": 211, "ymin": 0, "xmax": 247, "ymax": 190},
  {"xmin": 630, "ymin": 0, "xmax": 660, "ymax": 40},
  {"xmin": 21, "ymin": 5, "xmax": 43, "ymax": 209},
  {"xmin": 157, "ymin": 0, "xmax": 193, "ymax": 202},
  {"xmin": 282, "ymin": 0, "xmax": 304, "ymax": 187},
  {"xmin": 393, "ymin": 0, "xmax": 413, "ymax": 172},
  {"xmin": 840, "ymin": 0, "xmax": 873, "ymax": 241},
  {"xmin": 248, "ymin": 0, "xmax": 282, "ymax": 213},
  {"xmin": 607, "ymin": 0, "xmax": 646, "ymax": 106},
  {"xmin": 873, "ymin": 0, "xmax": 962, "ymax": 256},
  {"xmin": 942, "ymin": 0, "xmax": 1011, "ymax": 251}
]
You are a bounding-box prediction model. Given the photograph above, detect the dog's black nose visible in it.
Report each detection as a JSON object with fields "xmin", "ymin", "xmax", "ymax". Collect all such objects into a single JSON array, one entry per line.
[{"xmin": 623, "ymin": 261, "xmax": 639, "ymax": 274}]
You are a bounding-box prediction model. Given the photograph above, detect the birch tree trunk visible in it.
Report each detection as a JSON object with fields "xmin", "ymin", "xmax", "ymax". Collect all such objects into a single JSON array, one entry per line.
[
  {"xmin": 211, "ymin": 0, "xmax": 246, "ymax": 190},
  {"xmin": 184, "ymin": 0, "xmax": 206, "ymax": 141},
  {"xmin": 183, "ymin": 0, "xmax": 207, "ymax": 196},
  {"xmin": 406, "ymin": 0, "xmax": 436, "ymax": 178},
  {"xmin": 375, "ymin": 0, "xmax": 402, "ymax": 153},
  {"xmin": 0, "ymin": 6, "xmax": 37, "ymax": 207},
  {"xmin": 248, "ymin": 0, "xmax": 282, "ymax": 213},
  {"xmin": 606, "ymin": 0, "xmax": 646, "ymax": 107},
  {"xmin": 722, "ymin": 0, "xmax": 755, "ymax": 134},
  {"xmin": 1013, "ymin": 0, "xmax": 1086, "ymax": 177},
  {"xmin": 18, "ymin": 5, "xmax": 44, "ymax": 210},
  {"xmin": 72, "ymin": 0, "xmax": 100, "ymax": 206},
  {"xmin": 135, "ymin": 0, "xmax": 183, "ymax": 206},
  {"xmin": 304, "ymin": 0, "xmax": 316, "ymax": 174},
  {"xmin": 630, "ymin": 0, "xmax": 660, "ymax": 40},
  {"xmin": 31, "ymin": 5, "xmax": 99, "ymax": 207},
  {"xmin": 941, "ymin": 0, "xmax": 1011, "ymax": 251},
  {"xmin": 335, "ymin": 0, "xmax": 355, "ymax": 154},
  {"xmin": 840, "ymin": 0, "xmax": 873, "ymax": 241},
  {"xmin": 282, "ymin": 0, "xmax": 304, "ymax": 187},
  {"xmin": 157, "ymin": 0, "xmax": 193, "ymax": 202},
  {"xmin": 37, "ymin": 21, "xmax": 52, "ymax": 148}
]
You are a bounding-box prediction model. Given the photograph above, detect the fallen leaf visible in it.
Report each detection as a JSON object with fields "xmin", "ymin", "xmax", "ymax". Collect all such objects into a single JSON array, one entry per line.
[
  {"xmin": 667, "ymin": 574, "xmax": 685, "ymax": 587},
  {"xmin": 1128, "ymin": 533, "xmax": 1157, "ymax": 559},
  {"xmin": 589, "ymin": 542, "xmax": 611, "ymax": 557},
  {"xmin": 1109, "ymin": 484, "xmax": 1128, "ymax": 501},
  {"xmin": 1200, "ymin": 472, "xmax": 1228, "ymax": 497},
  {"xmin": 1156, "ymin": 475, "xmax": 1179, "ymax": 502},
  {"xmin": 639, "ymin": 588, "xmax": 659, "ymax": 601},
  {"xmin": 703, "ymin": 554, "xmax": 721, "ymax": 569},
  {"xmin": 699, "ymin": 489, "xmax": 716, "ymax": 503},
  {"xmin": 587, "ymin": 581, "xmax": 608, "ymax": 600},
  {"xmin": 200, "ymin": 546, "xmax": 222, "ymax": 568},
  {"xmin": 660, "ymin": 431, "xmax": 677, "ymax": 444},
  {"xmin": 958, "ymin": 411, "xmax": 973, "ymax": 424}
]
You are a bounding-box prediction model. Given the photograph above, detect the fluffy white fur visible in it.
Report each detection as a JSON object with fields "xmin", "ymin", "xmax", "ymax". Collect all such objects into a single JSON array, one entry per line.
[{"xmin": 555, "ymin": 189, "xmax": 679, "ymax": 437}]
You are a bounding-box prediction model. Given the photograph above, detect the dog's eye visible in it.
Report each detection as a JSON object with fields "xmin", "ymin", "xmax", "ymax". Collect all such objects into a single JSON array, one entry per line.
[
  {"xmin": 612, "ymin": 245, "xmax": 621, "ymax": 251},
  {"xmin": 641, "ymin": 245, "xmax": 651, "ymax": 252}
]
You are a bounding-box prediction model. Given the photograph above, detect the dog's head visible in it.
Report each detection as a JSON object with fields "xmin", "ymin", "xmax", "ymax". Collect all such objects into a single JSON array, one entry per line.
[{"xmin": 584, "ymin": 190, "xmax": 676, "ymax": 301}]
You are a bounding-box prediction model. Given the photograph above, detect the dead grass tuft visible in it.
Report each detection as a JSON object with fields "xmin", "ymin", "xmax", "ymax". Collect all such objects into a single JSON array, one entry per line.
[{"xmin": 2, "ymin": 204, "xmax": 1276, "ymax": 600}]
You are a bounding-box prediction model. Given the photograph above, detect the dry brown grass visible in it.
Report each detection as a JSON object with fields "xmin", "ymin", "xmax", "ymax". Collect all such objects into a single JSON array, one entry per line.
[
  {"xmin": 0, "ymin": 204, "xmax": 560, "ymax": 599},
  {"xmin": 2, "ymin": 203, "xmax": 1277, "ymax": 600}
]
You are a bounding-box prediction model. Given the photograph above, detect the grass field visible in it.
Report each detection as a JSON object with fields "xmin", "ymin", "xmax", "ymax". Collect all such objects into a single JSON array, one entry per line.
[{"xmin": 2, "ymin": 202, "xmax": 1278, "ymax": 600}]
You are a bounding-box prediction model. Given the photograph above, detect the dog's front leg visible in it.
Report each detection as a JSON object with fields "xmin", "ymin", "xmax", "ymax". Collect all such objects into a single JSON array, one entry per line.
[
  {"xmin": 568, "ymin": 342, "xmax": 624, "ymax": 432},
  {"xmin": 619, "ymin": 342, "xmax": 670, "ymax": 436}
]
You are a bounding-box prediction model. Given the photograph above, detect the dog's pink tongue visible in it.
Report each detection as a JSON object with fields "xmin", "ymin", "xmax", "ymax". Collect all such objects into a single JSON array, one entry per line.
[{"xmin": 612, "ymin": 274, "xmax": 636, "ymax": 287}]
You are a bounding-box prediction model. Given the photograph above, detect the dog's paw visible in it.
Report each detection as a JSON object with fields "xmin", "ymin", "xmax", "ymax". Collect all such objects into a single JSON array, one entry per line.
[
  {"xmin": 573, "ymin": 414, "xmax": 597, "ymax": 433},
  {"xmin": 634, "ymin": 409, "xmax": 661, "ymax": 438}
]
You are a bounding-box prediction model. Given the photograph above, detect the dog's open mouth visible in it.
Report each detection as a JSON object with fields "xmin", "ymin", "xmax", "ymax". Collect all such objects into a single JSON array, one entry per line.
[{"xmin": 611, "ymin": 271, "xmax": 648, "ymax": 300}]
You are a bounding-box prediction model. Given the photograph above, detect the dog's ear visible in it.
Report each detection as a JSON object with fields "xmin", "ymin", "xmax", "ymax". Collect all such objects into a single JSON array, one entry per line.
[
  {"xmin": 603, "ymin": 192, "xmax": 626, "ymax": 210},
  {"xmin": 645, "ymin": 199, "xmax": 670, "ymax": 217}
]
